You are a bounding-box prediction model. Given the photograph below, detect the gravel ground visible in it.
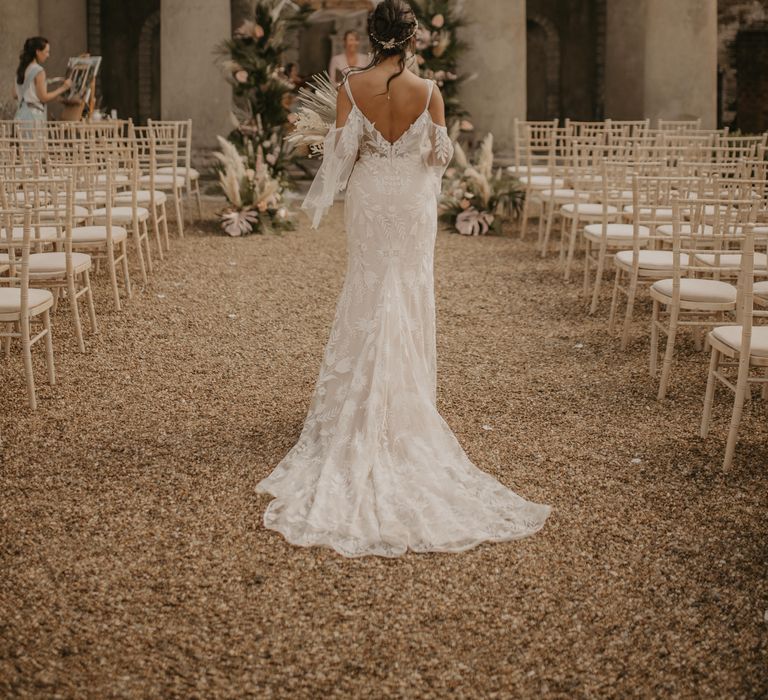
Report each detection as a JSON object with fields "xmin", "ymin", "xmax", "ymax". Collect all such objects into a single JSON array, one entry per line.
[{"xmin": 1, "ymin": 198, "xmax": 766, "ymax": 698}]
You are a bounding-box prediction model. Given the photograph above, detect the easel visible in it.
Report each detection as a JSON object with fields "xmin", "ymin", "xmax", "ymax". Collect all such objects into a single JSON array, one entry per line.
[{"xmin": 59, "ymin": 55, "xmax": 100, "ymax": 122}]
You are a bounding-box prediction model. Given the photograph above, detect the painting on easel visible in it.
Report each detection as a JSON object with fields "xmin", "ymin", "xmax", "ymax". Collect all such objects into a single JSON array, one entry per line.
[{"xmin": 60, "ymin": 55, "xmax": 102, "ymax": 121}]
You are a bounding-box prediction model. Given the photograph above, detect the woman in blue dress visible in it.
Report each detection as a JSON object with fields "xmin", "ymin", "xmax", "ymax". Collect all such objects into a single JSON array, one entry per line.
[{"xmin": 13, "ymin": 37, "xmax": 71, "ymax": 127}]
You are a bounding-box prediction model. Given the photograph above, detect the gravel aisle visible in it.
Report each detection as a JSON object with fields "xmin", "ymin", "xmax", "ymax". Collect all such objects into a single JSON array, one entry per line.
[{"xmin": 1, "ymin": 201, "xmax": 766, "ymax": 698}]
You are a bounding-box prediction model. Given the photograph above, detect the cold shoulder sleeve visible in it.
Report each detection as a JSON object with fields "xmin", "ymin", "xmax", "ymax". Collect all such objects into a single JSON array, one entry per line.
[
  {"xmin": 420, "ymin": 121, "xmax": 454, "ymax": 199},
  {"xmin": 301, "ymin": 109, "xmax": 363, "ymax": 229}
]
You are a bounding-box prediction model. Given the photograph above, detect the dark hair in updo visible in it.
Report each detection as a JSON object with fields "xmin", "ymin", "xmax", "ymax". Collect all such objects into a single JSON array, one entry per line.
[
  {"xmin": 345, "ymin": 0, "xmax": 417, "ymax": 96},
  {"xmin": 16, "ymin": 36, "xmax": 48, "ymax": 85}
]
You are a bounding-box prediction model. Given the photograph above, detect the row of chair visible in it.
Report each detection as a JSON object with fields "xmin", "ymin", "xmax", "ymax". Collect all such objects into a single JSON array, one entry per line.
[
  {"xmin": 0, "ymin": 119, "xmax": 202, "ymax": 409},
  {"xmin": 508, "ymin": 119, "xmax": 768, "ymax": 469}
]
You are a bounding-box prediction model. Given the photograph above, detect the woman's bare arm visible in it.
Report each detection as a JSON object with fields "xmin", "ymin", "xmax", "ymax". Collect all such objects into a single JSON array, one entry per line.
[{"xmin": 34, "ymin": 70, "xmax": 71, "ymax": 104}]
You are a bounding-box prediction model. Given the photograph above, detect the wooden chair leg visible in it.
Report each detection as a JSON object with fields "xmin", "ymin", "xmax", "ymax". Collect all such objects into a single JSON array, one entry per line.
[
  {"xmin": 160, "ymin": 202, "xmax": 171, "ymax": 252},
  {"xmin": 107, "ymin": 244, "xmax": 121, "ymax": 311},
  {"xmin": 142, "ymin": 220, "xmax": 154, "ymax": 273},
  {"xmin": 194, "ymin": 179, "xmax": 202, "ymax": 219},
  {"xmin": 700, "ymin": 347, "xmax": 720, "ymax": 438},
  {"xmin": 83, "ymin": 270, "xmax": 97, "ymax": 333},
  {"xmin": 520, "ymin": 191, "xmax": 530, "ymax": 239},
  {"xmin": 657, "ymin": 306, "xmax": 679, "ymax": 400},
  {"xmin": 67, "ymin": 275, "xmax": 85, "ymax": 352},
  {"xmin": 43, "ymin": 308, "xmax": 55, "ymax": 385},
  {"xmin": 564, "ymin": 215, "xmax": 579, "ymax": 281},
  {"xmin": 174, "ymin": 187, "xmax": 185, "ymax": 238},
  {"xmin": 133, "ymin": 223, "xmax": 148, "ymax": 284},
  {"xmin": 723, "ymin": 358, "xmax": 750, "ymax": 470},
  {"xmin": 151, "ymin": 207, "xmax": 164, "ymax": 262},
  {"xmin": 21, "ymin": 318, "xmax": 36, "ymax": 410},
  {"xmin": 608, "ymin": 268, "xmax": 622, "ymax": 334},
  {"xmin": 582, "ymin": 240, "xmax": 591, "ymax": 297},
  {"xmin": 541, "ymin": 206, "xmax": 556, "ymax": 258},
  {"xmin": 121, "ymin": 241, "xmax": 132, "ymax": 298},
  {"xmin": 620, "ymin": 271, "xmax": 639, "ymax": 351},
  {"xmin": 650, "ymin": 299, "xmax": 660, "ymax": 375},
  {"xmin": 589, "ymin": 248, "xmax": 608, "ymax": 315}
]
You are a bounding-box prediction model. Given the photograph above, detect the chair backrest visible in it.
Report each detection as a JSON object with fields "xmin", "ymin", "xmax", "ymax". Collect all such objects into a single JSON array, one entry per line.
[
  {"xmin": 657, "ymin": 118, "xmax": 702, "ymax": 131},
  {"xmin": 0, "ymin": 205, "xmax": 34, "ymax": 321}
]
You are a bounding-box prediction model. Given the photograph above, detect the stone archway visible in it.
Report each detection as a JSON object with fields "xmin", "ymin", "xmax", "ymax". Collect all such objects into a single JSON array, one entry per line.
[
  {"xmin": 526, "ymin": 13, "xmax": 560, "ymax": 120},
  {"xmin": 138, "ymin": 9, "xmax": 161, "ymax": 123}
]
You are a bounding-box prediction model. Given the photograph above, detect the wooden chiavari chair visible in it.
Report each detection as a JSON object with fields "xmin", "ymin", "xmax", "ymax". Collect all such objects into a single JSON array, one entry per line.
[
  {"xmin": 650, "ymin": 194, "xmax": 759, "ymax": 399},
  {"xmin": 0, "ymin": 206, "xmax": 56, "ymax": 409},
  {"xmin": 700, "ymin": 222, "xmax": 768, "ymax": 469},
  {"xmin": 0, "ymin": 174, "xmax": 96, "ymax": 352}
]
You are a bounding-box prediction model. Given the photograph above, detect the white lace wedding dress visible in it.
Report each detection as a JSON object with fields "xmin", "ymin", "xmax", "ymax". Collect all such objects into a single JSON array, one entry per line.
[{"xmin": 256, "ymin": 77, "xmax": 551, "ymax": 557}]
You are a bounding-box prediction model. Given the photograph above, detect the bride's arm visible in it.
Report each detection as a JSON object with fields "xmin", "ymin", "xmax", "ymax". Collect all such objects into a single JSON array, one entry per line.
[
  {"xmin": 422, "ymin": 83, "xmax": 453, "ymax": 171},
  {"xmin": 300, "ymin": 81, "xmax": 362, "ymax": 229},
  {"xmin": 427, "ymin": 83, "xmax": 447, "ymax": 128}
]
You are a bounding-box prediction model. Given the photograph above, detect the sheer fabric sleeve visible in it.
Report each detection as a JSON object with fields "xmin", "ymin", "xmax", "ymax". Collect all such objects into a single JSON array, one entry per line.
[
  {"xmin": 420, "ymin": 121, "xmax": 454, "ymax": 199},
  {"xmin": 301, "ymin": 109, "xmax": 362, "ymax": 229}
]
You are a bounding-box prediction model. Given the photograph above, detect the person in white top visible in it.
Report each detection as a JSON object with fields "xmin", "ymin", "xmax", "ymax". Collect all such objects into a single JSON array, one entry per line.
[
  {"xmin": 327, "ymin": 30, "xmax": 369, "ymax": 86},
  {"xmin": 13, "ymin": 36, "xmax": 71, "ymax": 125}
]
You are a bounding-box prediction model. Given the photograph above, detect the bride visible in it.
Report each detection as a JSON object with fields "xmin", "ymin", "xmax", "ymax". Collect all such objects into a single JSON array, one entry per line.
[{"xmin": 257, "ymin": 0, "xmax": 550, "ymax": 557}]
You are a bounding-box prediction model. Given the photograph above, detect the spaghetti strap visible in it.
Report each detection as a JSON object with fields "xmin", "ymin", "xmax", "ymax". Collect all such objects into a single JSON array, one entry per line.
[{"xmin": 343, "ymin": 78, "xmax": 356, "ymax": 107}]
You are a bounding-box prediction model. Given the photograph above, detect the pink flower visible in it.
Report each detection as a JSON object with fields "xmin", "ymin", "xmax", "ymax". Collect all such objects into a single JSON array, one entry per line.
[
  {"xmin": 235, "ymin": 70, "xmax": 249, "ymax": 84},
  {"xmin": 265, "ymin": 152, "xmax": 277, "ymax": 165},
  {"xmin": 456, "ymin": 207, "xmax": 493, "ymax": 236},
  {"xmin": 459, "ymin": 119, "xmax": 474, "ymax": 132},
  {"xmin": 432, "ymin": 14, "xmax": 445, "ymax": 28},
  {"xmin": 253, "ymin": 24, "xmax": 265, "ymax": 39}
]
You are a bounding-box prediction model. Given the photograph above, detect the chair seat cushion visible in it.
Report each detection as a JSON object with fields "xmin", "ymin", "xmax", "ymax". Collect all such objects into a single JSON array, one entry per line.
[
  {"xmin": 0, "ymin": 287, "xmax": 53, "ymax": 314},
  {"xmin": 114, "ymin": 189, "xmax": 167, "ymax": 206},
  {"xmin": 71, "ymin": 225, "xmax": 128, "ymax": 243},
  {"xmin": 540, "ymin": 188, "xmax": 591, "ymax": 200},
  {"xmin": 39, "ymin": 204, "xmax": 89, "ymax": 221},
  {"xmin": 651, "ymin": 278, "xmax": 737, "ymax": 304},
  {"xmin": 584, "ymin": 223, "xmax": 650, "ymax": 240},
  {"xmin": 615, "ymin": 250, "xmax": 690, "ymax": 269},
  {"xmin": 96, "ymin": 172, "xmax": 129, "ymax": 185},
  {"xmin": 694, "ymin": 252, "xmax": 768, "ymax": 270},
  {"xmin": 157, "ymin": 166, "xmax": 199, "ymax": 179},
  {"xmin": 139, "ymin": 173, "xmax": 185, "ymax": 187},
  {"xmin": 562, "ymin": 202, "xmax": 618, "ymax": 215},
  {"xmin": 11, "ymin": 226, "xmax": 58, "ymax": 242},
  {"xmin": 507, "ymin": 165, "xmax": 548, "ymax": 175},
  {"xmin": 710, "ymin": 325, "xmax": 768, "ymax": 358},
  {"xmin": 754, "ymin": 280, "xmax": 768, "ymax": 303},
  {"xmin": 74, "ymin": 190, "xmax": 108, "ymax": 206},
  {"xmin": 520, "ymin": 175, "xmax": 565, "ymax": 188},
  {"xmin": 622, "ymin": 205, "xmax": 674, "ymax": 220},
  {"xmin": 657, "ymin": 223, "xmax": 714, "ymax": 237},
  {"xmin": 28, "ymin": 252, "xmax": 91, "ymax": 276},
  {"xmin": 91, "ymin": 206, "xmax": 150, "ymax": 223}
]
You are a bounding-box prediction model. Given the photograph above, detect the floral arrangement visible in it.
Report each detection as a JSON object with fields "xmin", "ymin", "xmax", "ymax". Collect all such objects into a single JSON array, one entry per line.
[
  {"xmin": 284, "ymin": 71, "xmax": 338, "ymax": 157},
  {"xmin": 440, "ymin": 133, "xmax": 524, "ymax": 235},
  {"xmin": 214, "ymin": 136, "xmax": 293, "ymax": 236},
  {"xmin": 411, "ymin": 0, "xmax": 473, "ymax": 128},
  {"xmin": 217, "ymin": 0, "xmax": 311, "ymax": 182}
]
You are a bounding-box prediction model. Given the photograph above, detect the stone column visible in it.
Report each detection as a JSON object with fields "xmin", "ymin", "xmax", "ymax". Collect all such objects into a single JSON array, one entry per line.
[
  {"xmin": 604, "ymin": 0, "xmax": 647, "ymax": 120},
  {"xmin": 643, "ymin": 0, "xmax": 717, "ymax": 127},
  {"xmin": 458, "ymin": 0, "xmax": 525, "ymax": 151},
  {"xmin": 161, "ymin": 0, "xmax": 232, "ymax": 151},
  {"xmin": 0, "ymin": 0, "xmax": 39, "ymax": 116}
]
